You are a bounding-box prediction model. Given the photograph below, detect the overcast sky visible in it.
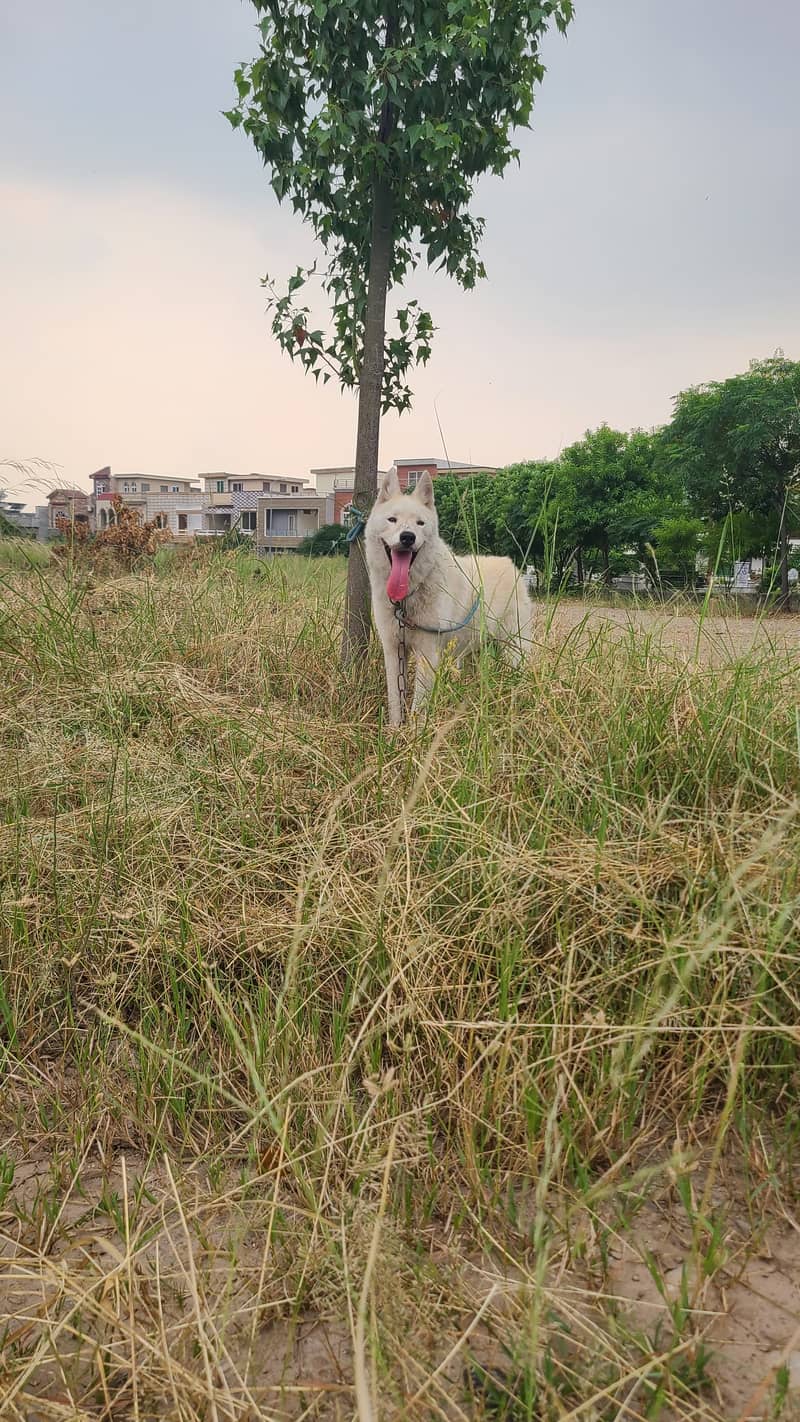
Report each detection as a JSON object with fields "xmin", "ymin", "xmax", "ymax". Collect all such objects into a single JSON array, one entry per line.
[{"xmin": 1, "ymin": 0, "xmax": 798, "ymax": 503}]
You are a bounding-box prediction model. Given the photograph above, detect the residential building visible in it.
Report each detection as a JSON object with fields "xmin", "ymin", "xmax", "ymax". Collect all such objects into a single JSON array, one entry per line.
[
  {"xmin": 199, "ymin": 472, "xmax": 314, "ymax": 538},
  {"xmin": 314, "ymin": 458, "xmax": 497, "ymax": 525},
  {"xmin": 0, "ymin": 495, "xmax": 37, "ymax": 534},
  {"xmin": 201, "ymin": 472, "xmax": 312, "ymax": 496},
  {"xmin": 310, "ymin": 466, "xmax": 387, "ymax": 498},
  {"xmin": 47, "ymin": 488, "xmax": 92, "ymax": 530},
  {"xmin": 392, "ymin": 457, "xmax": 498, "ymax": 489},
  {"xmin": 92, "ymin": 467, "xmax": 204, "ymax": 538},
  {"xmin": 255, "ymin": 493, "xmax": 332, "ymax": 554},
  {"xmin": 46, "ymin": 457, "xmax": 494, "ymax": 547}
]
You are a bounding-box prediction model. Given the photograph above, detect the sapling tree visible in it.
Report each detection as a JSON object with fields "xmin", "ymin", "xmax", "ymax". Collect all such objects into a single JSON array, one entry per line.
[{"xmin": 227, "ymin": 0, "xmax": 574, "ymax": 662}]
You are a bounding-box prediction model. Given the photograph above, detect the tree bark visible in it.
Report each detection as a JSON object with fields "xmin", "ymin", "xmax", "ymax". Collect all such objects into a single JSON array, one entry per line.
[
  {"xmin": 601, "ymin": 540, "xmax": 611, "ymax": 586},
  {"xmin": 341, "ymin": 177, "xmax": 394, "ymax": 666},
  {"xmin": 575, "ymin": 546, "xmax": 584, "ymax": 586},
  {"xmin": 778, "ymin": 495, "xmax": 790, "ymax": 610}
]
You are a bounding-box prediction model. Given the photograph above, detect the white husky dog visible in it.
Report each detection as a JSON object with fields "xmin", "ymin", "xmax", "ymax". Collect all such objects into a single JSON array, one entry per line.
[{"xmin": 365, "ymin": 469, "xmax": 534, "ymax": 725}]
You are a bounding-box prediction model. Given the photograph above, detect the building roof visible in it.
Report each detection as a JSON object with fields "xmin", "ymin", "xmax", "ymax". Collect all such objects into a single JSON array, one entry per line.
[
  {"xmin": 116, "ymin": 473, "xmax": 199, "ymax": 485},
  {"xmin": 47, "ymin": 487, "xmax": 91, "ymax": 501},
  {"xmin": 309, "ymin": 472, "xmax": 389, "ymax": 483},
  {"xmin": 201, "ymin": 472, "xmax": 312, "ymax": 484},
  {"xmin": 393, "ymin": 457, "xmax": 497, "ymax": 471}
]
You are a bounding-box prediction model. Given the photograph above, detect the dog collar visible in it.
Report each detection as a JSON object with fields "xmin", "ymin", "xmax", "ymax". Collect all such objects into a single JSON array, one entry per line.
[{"xmin": 391, "ymin": 596, "xmax": 481, "ymax": 636}]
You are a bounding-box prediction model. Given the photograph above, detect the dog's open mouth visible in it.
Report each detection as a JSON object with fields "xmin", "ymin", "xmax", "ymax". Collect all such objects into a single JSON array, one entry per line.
[{"xmin": 383, "ymin": 541, "xmax": 417, "ymax": 602}]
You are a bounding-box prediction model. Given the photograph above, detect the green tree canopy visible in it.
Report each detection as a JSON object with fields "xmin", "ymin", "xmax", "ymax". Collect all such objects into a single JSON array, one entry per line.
[
  {"xmin": 557, "ymin": 426, "xmax": 666, "ymax": 582},
  {"xmin": 662, "ymin": 355, "xmax": 800, "ymax": 602}
]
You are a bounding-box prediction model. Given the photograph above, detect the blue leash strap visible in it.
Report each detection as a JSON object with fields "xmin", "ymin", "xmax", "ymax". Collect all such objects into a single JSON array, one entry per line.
[{"xmin": 345, "ymin": 506, "xmax": 367, "ymax": 543}]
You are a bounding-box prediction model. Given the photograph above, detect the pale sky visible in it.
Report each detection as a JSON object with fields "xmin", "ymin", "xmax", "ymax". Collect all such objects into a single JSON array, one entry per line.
[{"xmin": 2, "ymin": 0, "xmax": 798, "ymax": 505}]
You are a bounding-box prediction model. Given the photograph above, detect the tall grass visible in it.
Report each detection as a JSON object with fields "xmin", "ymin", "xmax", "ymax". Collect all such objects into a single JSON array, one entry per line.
[
  {"xmin": 0, "ymin": 537, "xmax": 51, "ymax": 571},
  {"xmin": 1, "ymin": 554, "xmax": 799, "ymax": 1420}
]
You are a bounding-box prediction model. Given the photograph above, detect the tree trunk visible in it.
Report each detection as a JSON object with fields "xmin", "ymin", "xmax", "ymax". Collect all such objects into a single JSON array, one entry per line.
[
  {"xmin": 778, "ymin": 498, "xmax": 790, "ymax": 610},
  {"xmin": 341, "ymin": 7, "xmax": 398, "ymax": 666},
  {"xmin": 340, "ymin": 177, "xmax": 394, "ymax": 665},
  {"xmin": 575, "ymin": 546, "xmax": 584, "ymax": 586},
  {"xmin": 601, "ymin": 541, "xmax": 611, "ymax": 586}
]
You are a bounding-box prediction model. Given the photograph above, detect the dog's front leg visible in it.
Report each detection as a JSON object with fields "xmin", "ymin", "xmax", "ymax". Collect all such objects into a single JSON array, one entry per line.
[
  {"xmin": 410, "ymin": 644, "xmax": 440, "ymax": 718},
  {"xmin": 381, "ymin": 637, "xmax": 405, "ymax": 727}
]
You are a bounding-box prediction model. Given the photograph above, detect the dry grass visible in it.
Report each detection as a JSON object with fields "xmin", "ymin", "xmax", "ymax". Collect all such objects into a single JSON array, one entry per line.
[{"xmin": 1, "ymin": 547, "xmax": 800, "ymax": 1421}]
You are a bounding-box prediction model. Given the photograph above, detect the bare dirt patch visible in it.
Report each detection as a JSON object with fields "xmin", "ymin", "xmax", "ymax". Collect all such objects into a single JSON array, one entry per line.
[
  {"xmin": 545, "ymin": 600, "xmax": 800, "ymax": 660},
  {"xmin": 3, "ymin": 1147, "xmax": 800, "ymax": 1420}
]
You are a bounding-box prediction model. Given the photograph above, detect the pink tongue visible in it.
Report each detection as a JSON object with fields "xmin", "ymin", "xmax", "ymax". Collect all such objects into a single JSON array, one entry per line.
[{"xmin": 386, "ymin": 548, "xmax": 413, "ymax": 602}]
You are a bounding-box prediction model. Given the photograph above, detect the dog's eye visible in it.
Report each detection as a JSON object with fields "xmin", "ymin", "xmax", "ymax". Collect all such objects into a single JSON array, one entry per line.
[
  {"xmin": 416, "ymin": 520, "xmax": 425, "ymax": 527},
  {"xmin": 387, "ymin": 516, "xmax": 397, "ymax": 524}
]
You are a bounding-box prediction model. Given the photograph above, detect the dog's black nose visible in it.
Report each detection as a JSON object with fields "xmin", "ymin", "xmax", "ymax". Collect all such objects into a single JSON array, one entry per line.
[{"xmin": 399, "ymin": 530, "xmax": 416, "ymax": 549}]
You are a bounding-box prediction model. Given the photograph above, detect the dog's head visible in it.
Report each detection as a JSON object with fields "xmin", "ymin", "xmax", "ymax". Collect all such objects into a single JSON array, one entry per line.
[{"xmin": 366, "ymin": 469, "xmax": 438, "ymax": 603}]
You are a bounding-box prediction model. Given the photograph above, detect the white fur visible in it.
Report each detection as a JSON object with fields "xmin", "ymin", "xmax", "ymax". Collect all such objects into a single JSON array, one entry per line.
[{"xmin": 365, "ymin": 470, "xmax": 535, "ymax": 726}]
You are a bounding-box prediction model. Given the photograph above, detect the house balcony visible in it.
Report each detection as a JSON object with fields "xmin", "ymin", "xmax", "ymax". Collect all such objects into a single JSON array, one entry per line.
[{"xmin": 96, "ymin": 490, "xmax": 146, "ymax": 504}]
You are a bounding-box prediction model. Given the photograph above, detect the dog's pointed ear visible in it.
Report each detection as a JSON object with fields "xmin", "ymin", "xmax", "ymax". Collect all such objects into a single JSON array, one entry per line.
[
  {"xmin": 376, "ymin": 468, "xmax": 400, "ymax": 503},
  {"xmin": 416, "ymin": 472, "xmax": 435, "ymax": 509}
]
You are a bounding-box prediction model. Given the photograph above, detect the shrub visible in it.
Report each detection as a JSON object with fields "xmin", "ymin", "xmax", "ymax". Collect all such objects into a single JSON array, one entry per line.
[
  {"xmin": 91, "ymin": 498, "xmax": 171, "ymax": 569},
  {"xmin": 296, "ymin": 522, "xmax": 349, "ymax": 557}
]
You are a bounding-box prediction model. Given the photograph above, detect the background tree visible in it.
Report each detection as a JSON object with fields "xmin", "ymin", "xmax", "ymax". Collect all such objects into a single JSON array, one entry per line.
[
  {"xmin": 699, "ymin": 510, "xmax": 774, "ymax": 586},
  {"xmin": 433, "ymin": 471, "xmax": 506, "ymax": 555},
  {"xmin": 499, "ymin": 460, "xmax": 580, "ymax": 581},
  {"xmin": 228, "ymin": 0, "xmax": 574, "ymax": 664},
  {"xmin": 662, "ymin": 355, "xmax": 800, "ymax": 605},
  {"xmin": 434, "ymin": 461, "xmax": 581, "ymax": 586},
  {"xmin": 558, "ymin": 426, "xmax": 663, "ymax": 583},
  {"xmin": 647, "ymin": 513, "xmax": 704, "ymax": 584}
]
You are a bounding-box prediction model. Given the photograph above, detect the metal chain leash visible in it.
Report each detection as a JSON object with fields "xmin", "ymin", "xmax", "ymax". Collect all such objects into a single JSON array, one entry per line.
[{"xmin": 394, "ymin": 601, "xmax": 408, "ymax": 723}]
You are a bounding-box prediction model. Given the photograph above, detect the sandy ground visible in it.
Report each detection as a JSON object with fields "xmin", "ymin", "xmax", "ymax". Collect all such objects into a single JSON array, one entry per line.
[
  {"xmin": 541, "ymin": 601, "xmax": 800, "ymax": 660},
  {"xmin": 3, "ymin": 1151, "xmax": 800, "ymax": 1420}
]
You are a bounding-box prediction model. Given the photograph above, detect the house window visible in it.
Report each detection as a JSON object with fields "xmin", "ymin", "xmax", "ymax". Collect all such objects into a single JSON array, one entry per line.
[
  {"xmin": 160, "ymin": 485, "xmax": 169, "ymax": 492},
  {"xmin": 406, "ymin": 470, "xmax": 424, "ymax": 489},
  {"xmin": 141, "ymin": 482, "xmax": 150, "ymax": 492},
  {"xmin": 178, "ymin": 513, "xmax": 188, "ymax": 531},
  {"xmin": 232, "ymin": 481, "xmax": 244, "ymax": 493},
  {"xmin": 291, "ymin": 484, "xmax": 300, "ymax": 493},
  {"xmin": 264, "ymin": 510, "xmax": 297, "ymax": 536},
  {"xmin": 279, "ymin": 482, "xmax": 287, "ymax": 493},
  {"xmin": 216, "ymin": 480, "xmax": 226, "ymax": 493},
  {"xmin": 262, "ymin": 480, "xmax": 271, "ymax": 491},
  {"xmin": 122, "ymin": 482, "xmax": 138, "ymax": 494},
  {"xmin": 241, "ymin": 510, "xmax": 256, "ymax": 533},
  {"xmin": 170, "ymin": 485, "xmax": 180, "ymax": 494},
  {"xmin": 153, "ymin": 513, "xmax": 168, "ymax": 529}
]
